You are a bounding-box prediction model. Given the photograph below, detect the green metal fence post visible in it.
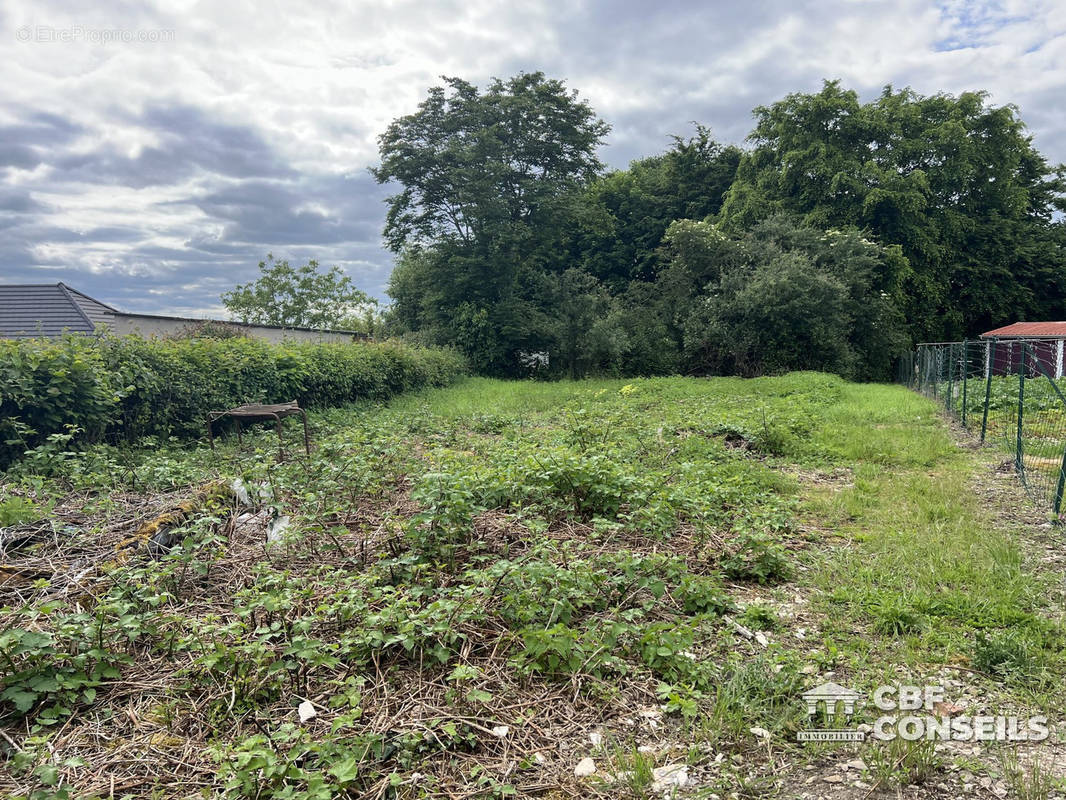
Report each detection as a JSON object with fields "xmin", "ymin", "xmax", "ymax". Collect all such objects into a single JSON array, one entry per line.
[
  {"xmin": 950, "ymin": 343, "xmax": 959, "ymax": 416},
  {"xmin": 961, "ymin": 340, "xmax": 968, "ymax": 428},
  {"xmin": 981, "ymin": 339, "xmax": 994, "ymax": 443},
  {"xmin": 1054, "ymin": 443, "xmax": 1066, "ymax": 518},
  {"xmin": 933, "ymin": 347, "xmax": 939, "ymax": 400},
  {"xmin": 1016, "ymin": 341, "xmax": 1026, "ymax": 480}
]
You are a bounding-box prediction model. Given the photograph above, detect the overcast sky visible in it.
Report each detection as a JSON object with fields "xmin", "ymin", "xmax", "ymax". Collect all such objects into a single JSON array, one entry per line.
[{"xmin": 1, "ymin": 0, "xmax": 1064, "ymax": 317}]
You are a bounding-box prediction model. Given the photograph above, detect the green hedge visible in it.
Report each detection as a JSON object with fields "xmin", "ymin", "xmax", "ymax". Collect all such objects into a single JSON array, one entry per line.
[{"xmin": 0, "ymin": 335, "xmax": 467, "ymax": 466}]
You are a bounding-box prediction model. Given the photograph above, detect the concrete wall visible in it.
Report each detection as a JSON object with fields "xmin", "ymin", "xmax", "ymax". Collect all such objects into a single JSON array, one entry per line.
[{"xmin": 107, "ymin": 314, "xmax": 363, "ymax": 344}]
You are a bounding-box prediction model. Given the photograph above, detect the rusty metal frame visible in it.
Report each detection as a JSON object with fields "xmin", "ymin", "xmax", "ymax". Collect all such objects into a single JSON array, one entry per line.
[{"xmin": 206, "ymin": 401, "xmax": 310, "ymax": 460}]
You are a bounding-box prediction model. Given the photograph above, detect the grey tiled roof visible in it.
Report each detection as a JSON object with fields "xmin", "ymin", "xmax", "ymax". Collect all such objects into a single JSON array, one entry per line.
[{"xmin": 0, "ymin": 283, "xmax": 117, "ymax": 338}]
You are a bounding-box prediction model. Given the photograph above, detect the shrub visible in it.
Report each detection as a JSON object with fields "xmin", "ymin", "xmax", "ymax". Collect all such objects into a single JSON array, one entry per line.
[
  {"xmin": 720, "ymin": 531, "xmax": 791, "ymax": 584},
  {"xmin": 973, "ymin": 630, "xmax": 1041, "ymax": 681},
  {"xmin": 0, "ymin": 334, "xmax": 467, "ymax": 467}
]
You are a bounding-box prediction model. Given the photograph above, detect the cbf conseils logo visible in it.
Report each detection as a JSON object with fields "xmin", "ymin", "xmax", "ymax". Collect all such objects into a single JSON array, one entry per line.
[
  {"xmin": 796, "ymin": 682, "xmax": 1049, "ymax": 743},
  {"xmin": 797, "ymin": 682, "xmax": 865, "ymax": 742}
]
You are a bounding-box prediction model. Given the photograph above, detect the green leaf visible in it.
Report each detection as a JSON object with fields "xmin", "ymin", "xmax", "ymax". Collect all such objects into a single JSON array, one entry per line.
[
  {"xmin": 36, "ymin": 764, "xmax": 59, "ymax": 786},
  {"xmin": 2, "ymin": 687, "xmax": 37, "ymax": 712},
  {"xmin": 328, "ymin": 757, "xmax": 361, "ymax": 784},
  {"xmin": 465, "ymin": 688, "xmax": 493, "ymax": 704}
]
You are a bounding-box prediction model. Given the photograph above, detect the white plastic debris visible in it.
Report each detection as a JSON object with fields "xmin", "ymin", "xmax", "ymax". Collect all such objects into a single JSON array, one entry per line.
[
  {"xmin": 651, "ymin": 764, "xmax": 689, "ymax": 792},
  {"xmin": 267, "ymin": 514, "xmax": 291, "ymax": 544},
  {"xmin": 749, "ymin": 726, "xmax": 771, "ymax": 740},
  {"xmin": 731, "ymin": 620, "xmax": 754, "ymax": 639},
  {"xmin": 574, "ymin": 757, "xmax": 596, "ymax": 777},
  {"xmin": 533, "ymin": 752, "xmax": 547, "ymax": 764},
  {"xmin": 589, "ymin": 731, "xmax": 602, "ymax": 747},
  {"xmin": 231, "ymin": 478, "xmax": 252, "ymax": 507},
  {"xmin": 491, "ymin": 725, "xmax": 510, "ymax": 738},
  {"xmin": 297, "ymin": 700, "xmax": 316, "ymax": 722}
]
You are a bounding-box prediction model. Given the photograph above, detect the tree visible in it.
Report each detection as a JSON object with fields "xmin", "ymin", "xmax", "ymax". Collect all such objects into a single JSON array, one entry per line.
[
  {"xmin": 691, "ymin": 251, "xmax": 855, "ymax": 377},
  {"xmin": 574, "ymin": 127, "xmax": 741, "ymax": 286},
  {"xmin": 374, "ymin": 72, "xmax": 610, "ymax": 373},
  {"xmin": 719, "ymin": 81, "xmax": 1066, "ymax": 341},
  {"xmin": 549, "ymin": 269, "xmax": 617, "ymax": 378},
  {"xmin": 222, "ymin": 255, "xmax": 374, "ymax": 329},
  {"xmin": 673, "ymin": 216, "xmax": 906, "ymax": 379},
  {"xmin": 373, "ymin": 72, "xmax": 609, "ymax": 251}
]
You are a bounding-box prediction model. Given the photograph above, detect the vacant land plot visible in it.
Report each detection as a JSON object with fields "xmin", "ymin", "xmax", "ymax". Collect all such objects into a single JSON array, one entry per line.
[{"xmin": 2, "ymin": 374, "xmax": 1065, "ymax": 798}]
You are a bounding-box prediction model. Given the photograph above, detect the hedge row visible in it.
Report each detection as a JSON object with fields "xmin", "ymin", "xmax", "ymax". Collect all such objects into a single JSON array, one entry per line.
[{"xmin": 0, "ymin": 334, "xmax": 467, "ymax": 466}]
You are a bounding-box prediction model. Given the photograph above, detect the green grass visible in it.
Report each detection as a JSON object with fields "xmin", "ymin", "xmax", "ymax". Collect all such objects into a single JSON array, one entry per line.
[
  {"xmin": 808, "ymin": 386, "xmax": 1061, "ymax": 687},
  {"xmin": 2, "ymin": 372, "xmax": 1063, "ymax": 798}
]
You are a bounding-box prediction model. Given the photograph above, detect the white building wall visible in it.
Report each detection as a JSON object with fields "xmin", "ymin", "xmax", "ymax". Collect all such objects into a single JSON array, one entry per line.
[{"xmin": 106, "ymin": 314, "xmax": 361, "ymax": 344}]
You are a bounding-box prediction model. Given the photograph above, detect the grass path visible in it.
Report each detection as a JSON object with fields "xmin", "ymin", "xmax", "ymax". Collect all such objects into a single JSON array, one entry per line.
[{"xmin": 781, "ymin": 383, "xmax": 1066, "ymax": 798}]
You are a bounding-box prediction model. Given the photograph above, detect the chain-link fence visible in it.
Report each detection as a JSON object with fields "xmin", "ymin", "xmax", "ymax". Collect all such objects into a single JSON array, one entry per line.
[{"xmin": 899, "ymin": 338, "xmax": 1066, "ymax": 517}]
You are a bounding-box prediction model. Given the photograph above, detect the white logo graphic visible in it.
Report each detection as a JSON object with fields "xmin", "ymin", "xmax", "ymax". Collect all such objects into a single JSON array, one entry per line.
[
  {"xmin": 797, "ymin": 682, "xmax": 865, "ymax": 742},
  {"xmin": 795, "ymin": 682, "xmax": 1049, "ymax": 743}
]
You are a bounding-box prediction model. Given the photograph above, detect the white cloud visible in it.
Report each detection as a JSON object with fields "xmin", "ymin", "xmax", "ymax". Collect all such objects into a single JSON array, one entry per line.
[{"xmin": 0, "ymin": 0, "xmax": 1063, "ymax": 314}]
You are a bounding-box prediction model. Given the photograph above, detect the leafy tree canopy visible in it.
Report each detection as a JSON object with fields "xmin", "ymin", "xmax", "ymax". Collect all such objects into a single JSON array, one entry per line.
[
  {"xmin": 222, "ymin": 255, "xmax": 374, "ymax": 329},
  {"xmin": 372, "ymin": 72, "xmax": 610, "ymax": 253},
  {"xmin": 377, "ymin": 74, "xmax": 1065, "ymax": 380},
  {"xmin": 719, "ymin": 80, "xmax": 1066, "ymax": 340},
  {"xmin": 374, "ymin": 73, "xmax": 611, "ymax": 373}
]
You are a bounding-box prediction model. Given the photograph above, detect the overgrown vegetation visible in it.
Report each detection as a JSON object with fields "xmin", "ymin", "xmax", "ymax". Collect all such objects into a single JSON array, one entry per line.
[
  {"xmin": 3, "ymin": 374, "xmax": 1064, "ymax": 797},
  {"xmin": 0, "ymin": 334, "xmax": 466, "ymax": 467},
  {"xmin": 377, "ymin": 74, "xmax": 1066, "ymax": 378}
]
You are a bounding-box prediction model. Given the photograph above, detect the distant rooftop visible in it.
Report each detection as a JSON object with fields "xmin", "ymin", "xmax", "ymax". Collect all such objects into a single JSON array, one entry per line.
[
  {"xmin": 981, "ymin": 322, "xmax": 1066, "ymax": 339},
  {"xmin": 0, "ymin": 282, "xmax": 118, "ymax": 338},
  {"xmin": 0, "ymin": 282, "xmax": 365, "ymax": 340}
]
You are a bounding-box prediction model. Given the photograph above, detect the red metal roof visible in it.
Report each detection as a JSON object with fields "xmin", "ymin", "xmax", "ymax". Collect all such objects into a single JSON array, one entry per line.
[{"xmin": 981, "ymin": 322, "xmax": 1066, "ymax": 338}]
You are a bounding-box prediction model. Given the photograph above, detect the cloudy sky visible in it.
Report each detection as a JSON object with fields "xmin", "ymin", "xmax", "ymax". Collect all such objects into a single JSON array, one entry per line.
[{"xmin": 1, "ymin": 0, "xmax": 1064, "ymax": 317}]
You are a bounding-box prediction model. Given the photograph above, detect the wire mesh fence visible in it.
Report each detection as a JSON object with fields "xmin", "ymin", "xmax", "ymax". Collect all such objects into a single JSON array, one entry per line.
[{"xmin": 899, "ymin": 338, "xmax": 1066, "ymax": 517}]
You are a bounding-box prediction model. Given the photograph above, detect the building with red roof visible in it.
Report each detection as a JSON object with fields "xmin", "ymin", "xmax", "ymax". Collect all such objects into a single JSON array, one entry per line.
[{"xmin": 981, "ymin": 322, "xmax": 1066, "ymax": 377}]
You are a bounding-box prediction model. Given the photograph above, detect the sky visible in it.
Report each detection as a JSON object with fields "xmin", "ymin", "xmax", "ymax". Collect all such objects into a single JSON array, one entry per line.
[{"xmin": 1, "ymin": 0, "xmax": 1064, "ymax": 317}]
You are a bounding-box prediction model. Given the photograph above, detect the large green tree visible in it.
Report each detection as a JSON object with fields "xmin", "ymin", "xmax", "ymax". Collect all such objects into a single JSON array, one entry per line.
[
  {"xmin": 719, "ymin": 81, "xmax": 1066, "ymax": 341},
  {"xmin": 374, "ymin": 73, "xmax": 610, "ymax": 373},
  {"xmin": 221, "ymin": 255, "xmax": 374, "ymax": 329},
  {"xmin": 675, "ymin": 216, "xmax": 907, "ymax": 379},
  {"xmin": 571, "ymin": 127, "xmax": 741, "ymax": 287}
]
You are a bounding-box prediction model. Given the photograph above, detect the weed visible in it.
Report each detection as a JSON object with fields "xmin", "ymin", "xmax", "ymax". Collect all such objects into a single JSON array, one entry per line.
[
  {"xmin": 606, "ymin": 744, "xmax": 656, "ymax": 797},
  {"xmin": 999, "ymin": 748, "xmax": 1057, "ymax": 800},
  {"xmin": 720, "ymin": 532, "xmax": 791, "ymax": 584},
  {"xmin": 737, "ymin": 603, "xmax": 779, "ymax": 631},
  {"xmin": 657, "ymin": 681, "xmax": 706, "ymax": 719},
  {"xmin": 866, "ymin": 737, "xmax": 942, "ymax": 787},
  {"xmin": 974, "ymin": 630, "xmax": 1041, "ymax": 682},
  {"xmin": 871, "ymin": 596, "xmax": 925, "ymax": 635},
  {"xmin": 0, "ymin": 495, "xmax": 41, "ymax": 525}
]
